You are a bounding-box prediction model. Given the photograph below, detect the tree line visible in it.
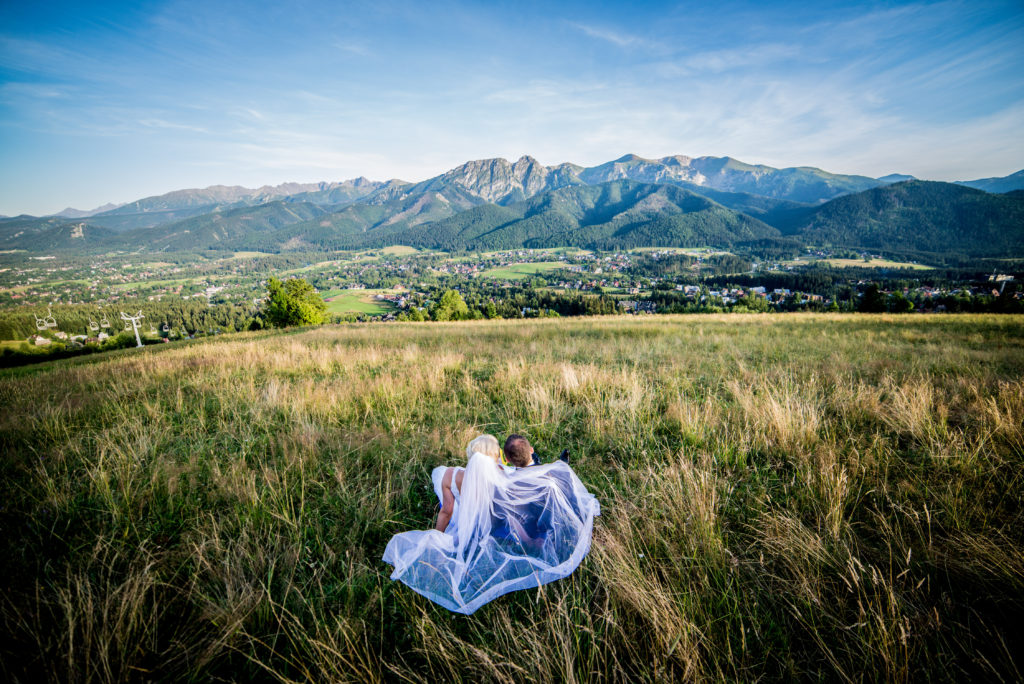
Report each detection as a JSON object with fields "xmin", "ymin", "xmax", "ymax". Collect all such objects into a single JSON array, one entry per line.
[{"xmin": 0, "ymin": 299, "xmax": 258, "ymax": 341}]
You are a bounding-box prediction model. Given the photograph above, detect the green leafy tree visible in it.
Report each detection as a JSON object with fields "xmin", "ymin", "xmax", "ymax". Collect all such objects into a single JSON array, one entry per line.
[
  {"xmin": 858, "ymin": 284, "xmax": 887, "ymax": 313},
  {"xmin": 430, "ymin": 289, "xmax": 470, "ymax": 321},
  {"xmin": 735, "ymin": 294, "xmax": 770, "ymax": 312},
  {"xmin": 264, "ymin": 277, "xmax": 327, "ymax": 327},
  {"xmin": 888, "ymin": 292, "xmax": 915, "ymax": 313}
]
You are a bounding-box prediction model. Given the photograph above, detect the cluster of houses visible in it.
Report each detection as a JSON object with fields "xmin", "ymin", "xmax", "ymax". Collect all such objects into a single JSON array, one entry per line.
[
  {"xmin": 433, "ymin": 263, "xmax": 483, "ymax": 276},
  {"xmin": 668, "ymin": 285, "xmax": 824, "ymax": 306},
  {"xmin": 862, "ymin": 278, "xmax": 1020, "ymax": 304},
  {"xmin": 427, "ymin": 250, "xmax": 636, "ymax": 280},
  {"xmin": 555, "ymin": 278, "xmax": 643, "ymax": 292},
  {"xmin": 371, "ymin": 290, "xmax": 412, "ymax": 309},
  {"xmin": 618, "ymin": 300, "xmax": 657, "ymax": 313}
]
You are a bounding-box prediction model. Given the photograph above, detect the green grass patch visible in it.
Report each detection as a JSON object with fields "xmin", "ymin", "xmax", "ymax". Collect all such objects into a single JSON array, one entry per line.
[
  {"xmin": 1, "ymin": 278, "xmax": 92, "ymax": 293},
  {"xmin": 821, "ymin": 257, "xmax": 934, "ymax": 270},
  {"xmin": 321, "ymin": 288, "xmax": 397, "ymax": 314},
  {"xmin": 110, "ymin": 277, "xmax": 195, "ymax": 291},
  {"xmin": 221, "ymin": 251, "xmax": 275, "ymax": 260},
  {"xmin": 379, "ymin": 245, "xmax": 419, "ymax": 256},
  {"xmin": 479, "ymin": 261, "xmax": 567, "ymax": 279},
  {"xmin": 628, "ymin": 246, "xmax": 728, "ymax": 255}
]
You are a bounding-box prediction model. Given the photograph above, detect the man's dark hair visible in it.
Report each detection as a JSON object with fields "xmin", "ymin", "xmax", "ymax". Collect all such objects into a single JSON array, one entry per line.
[{"xmin": 503, "ymin": 434, "xmax": 534, "ymax": 468}]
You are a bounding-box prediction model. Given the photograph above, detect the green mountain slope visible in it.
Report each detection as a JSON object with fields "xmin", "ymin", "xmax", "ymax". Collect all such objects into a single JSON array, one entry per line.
[
  {"xmin": 957, "ymin": 169, "xmax": 1024, "ymax": 194},
  {"xmin": 661, "ymin": 182, "xmax": 811, "ymax": 227},
  {"xmin": 787, "ymin": 181, "xmax": 1024, "ymax": 257},
  {"xmin": 393, "ymin": 180, "xmax": 778, "ymax": 251},
  {"xmin": 86, "ymin": 178, "xmax": 384, "ymax": 232},
  {"xmin": 86, "ymin": 205, "xmax": 227, "ymax": 232},
  {"xmin": 236, "ymin": 185, "xmax": 485, "ymax": 251},
  {"xmin": 116, "ymin": 201, "xmax": 328, "ymax": 251},
  {"xmin": 0, "ymin": 216, "xmax": 116, "ymax": 251}
]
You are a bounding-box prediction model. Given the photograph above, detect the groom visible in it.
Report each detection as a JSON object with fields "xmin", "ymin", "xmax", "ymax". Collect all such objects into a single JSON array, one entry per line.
[
  {"xmin": 502, "ymin": 434, "xmax": 570, "ymax": 469},
  {"xmin": 501, "ymin": 434, "xmax": 537, "ymax": 469},
  {"xmin": 499, "ymin": 433, "xmax": 575, "ymax": 549}
]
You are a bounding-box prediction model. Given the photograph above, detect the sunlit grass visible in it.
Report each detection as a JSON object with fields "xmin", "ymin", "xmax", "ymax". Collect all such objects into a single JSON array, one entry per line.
[{"xmin": 1, "ymin": 313, "xmax": 1022, "ymax": 682}]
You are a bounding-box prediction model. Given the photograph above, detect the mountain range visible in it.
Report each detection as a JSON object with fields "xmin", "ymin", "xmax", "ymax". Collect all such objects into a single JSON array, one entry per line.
[{"xmin": 3, "ymin": 154, "xmax": 1023, "ymax": 259}]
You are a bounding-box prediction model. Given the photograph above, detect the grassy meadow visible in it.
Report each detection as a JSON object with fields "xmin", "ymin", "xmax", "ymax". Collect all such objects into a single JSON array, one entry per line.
[
  {"xmin": 320, "ymin": 289, "xmax": 397, "ymax": 315},
  {"xmin": 479, "ymin": 261, "xmax": 566, "ymax": 279},
  {"xmin": 819, "ymin": 258, "xmax": 933, "ymax": 270},
  {"xmin": 1, "ymin": 314, "xmax": 1023, "ymax": 682}
]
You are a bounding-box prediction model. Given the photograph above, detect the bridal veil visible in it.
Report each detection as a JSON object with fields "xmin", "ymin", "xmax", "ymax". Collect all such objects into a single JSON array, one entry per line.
[{"xmin": 383, "ymin": 452, "xmax": 601, "ymax": 614}]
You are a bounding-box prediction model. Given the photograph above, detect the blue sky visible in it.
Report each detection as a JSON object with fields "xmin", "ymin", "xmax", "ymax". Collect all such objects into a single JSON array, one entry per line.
[{"xmin": 1, "ymin": 0, "xmax": 1022, "ymax": 215}]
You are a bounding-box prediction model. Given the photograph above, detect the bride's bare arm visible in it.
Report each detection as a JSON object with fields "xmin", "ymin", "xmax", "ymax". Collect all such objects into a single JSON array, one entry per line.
[{"xmin": 435, "ymin": 468, "xmax": 455, "ymax": 532}]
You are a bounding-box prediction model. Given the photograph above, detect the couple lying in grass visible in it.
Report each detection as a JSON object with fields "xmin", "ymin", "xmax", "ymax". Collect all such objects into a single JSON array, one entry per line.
[{"xmin": 383, "ymin": 433, "xmax": 600, "ymax": 614}]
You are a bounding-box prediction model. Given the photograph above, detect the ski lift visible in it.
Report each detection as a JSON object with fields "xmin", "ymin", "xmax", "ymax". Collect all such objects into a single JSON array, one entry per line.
[
  {"xmin": 119, "ymin": 311, "xmax": 145, "ymax": 348},
  {"xmin": 149, "ymin": 323, "xmax": 157, "ymax": 335},
  {"xmin": 34, "ymin": 315, "xmax": 47, "ymax": 331},
  {"xmin": 100, "ymin": 314, "xmax": 110, "ymax": 329},
  {"xmin": 161, "ymin": 322, "xmax": 169, "ymax": 332},
  {"xmin": 89, "ymin": 319, "xmax": 99, "ymax": 332},
  {"xmin": 44, "ymin": 305, "xmax": 57, "ymax": 329}
]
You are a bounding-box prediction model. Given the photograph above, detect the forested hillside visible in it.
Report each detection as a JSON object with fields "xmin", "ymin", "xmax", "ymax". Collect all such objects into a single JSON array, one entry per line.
[
  {"xmin": 785, "ymin": 181, "xmax": 1024, "ymax": 257},
  {"xmin": 376, "ymin": 181, "xmax": 778, "ymax": 251}
]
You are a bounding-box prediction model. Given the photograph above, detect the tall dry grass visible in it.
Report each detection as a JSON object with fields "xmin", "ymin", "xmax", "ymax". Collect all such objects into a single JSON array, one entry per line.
[{"xmin": 1, "ymin": 313, "xmax": 1022, "ymax": 682}]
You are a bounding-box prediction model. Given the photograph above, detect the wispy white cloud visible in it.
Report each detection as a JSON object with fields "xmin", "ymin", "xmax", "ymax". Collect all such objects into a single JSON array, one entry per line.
[
  {"xmin": 236, "ymin": 107, "xmax": 266, "ymax": 121},
  {"xmin": 568, "ymin": 22, "xmax": 652, "ymax": 49},
  {"xmin": 0, "ymin": 82, "xmax": 70, "ymax": 100},
  {"xmin": 138, "ymin": 118, "xmax": 210, "ymax": 133},
  {"xmin": 655, "ymin": 43, "xmax": 801, "ymax": 76},
  {"xmin": 483, "ymin": 79, "xmax": 609, "ymax": 105},
  {"xmin": 333, "ymin": 40, "xmax": 371, "ymax": 56}
]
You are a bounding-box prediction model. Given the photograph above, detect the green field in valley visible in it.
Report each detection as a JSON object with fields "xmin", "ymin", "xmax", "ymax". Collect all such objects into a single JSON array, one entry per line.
[
  {"xmin": 479, "ymin": 261, "xmax": 567, "ymax": 279},
  {"xmin": 822, "ymin": 257, "xmax": 934, "ymax": 270},
  {"xmin": 321, "ymin": 288, "xmax": 398, "ymax": 314},
  {"xmin": 378, "ymin": 245, "xmax": 419, "ymax": 256}
]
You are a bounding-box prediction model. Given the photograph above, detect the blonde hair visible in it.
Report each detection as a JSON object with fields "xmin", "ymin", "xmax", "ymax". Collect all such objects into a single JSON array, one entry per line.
[{"xmin": 466, "ymin": 434, "xmax": 501, "ymax": 463}]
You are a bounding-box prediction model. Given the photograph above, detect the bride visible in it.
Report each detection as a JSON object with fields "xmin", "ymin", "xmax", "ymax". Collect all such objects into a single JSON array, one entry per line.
[{"xmin": 383, "ymin": 434, "xmax": 601, "ymax": 614}]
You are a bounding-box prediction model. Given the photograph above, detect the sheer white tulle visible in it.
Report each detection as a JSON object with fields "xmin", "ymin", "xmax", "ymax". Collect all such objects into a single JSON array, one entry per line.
[{"xmin": 382, "ymin": 452, "xmax": 601, "ymax": 614}]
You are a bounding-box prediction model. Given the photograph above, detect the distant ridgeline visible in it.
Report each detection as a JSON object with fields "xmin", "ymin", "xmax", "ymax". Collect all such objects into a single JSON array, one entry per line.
[{"xmin": 4, "ymin": 155, "xmax": 1024, "ymax": 259}]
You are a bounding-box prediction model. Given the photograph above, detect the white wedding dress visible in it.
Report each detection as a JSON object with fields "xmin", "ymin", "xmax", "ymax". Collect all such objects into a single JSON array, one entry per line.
[{"xmin": 382, "ymin": 452, "xmax": 601, "ymax": 614}]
